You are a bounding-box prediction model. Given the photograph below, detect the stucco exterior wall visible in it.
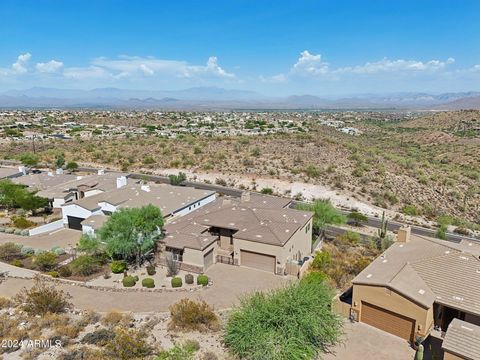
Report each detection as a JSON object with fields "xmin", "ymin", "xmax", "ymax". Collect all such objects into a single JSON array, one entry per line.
[
  {"xmin": 283, "ymin": 218, "xmax": 312, "ymax": 262},
  {"xmin": 352, "ymin": 284, "xmax": 433, "ymax": 338},
  {"xmin": 172, "ymin": 193, "xmax": 216, "ymax": 218},
  {"xmin": 182, "ymin": 242, "xmax": 216, "ymax": 269},
  {"xmin": 62, "ymin": 204, "xmax": 94, "ymax": 225}
]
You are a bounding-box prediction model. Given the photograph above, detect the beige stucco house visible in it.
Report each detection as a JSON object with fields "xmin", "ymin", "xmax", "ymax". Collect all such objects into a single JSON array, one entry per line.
[
  {"xmin": 162, "ymin": 192, "xmax": 313, "ymax": 274},
  {"xmin": 349, "ymin": 229, "xmax": 480, "ymax": 347}
]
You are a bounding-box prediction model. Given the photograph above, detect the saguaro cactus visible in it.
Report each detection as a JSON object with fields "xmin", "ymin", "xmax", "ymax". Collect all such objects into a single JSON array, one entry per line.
[
  {"xmin": 416, "ymin": 344, "xmax": 424, "ymax": 360},
  {"xmin": 378, "ymin": 211, "xmax": 388, "ymax": 239}
]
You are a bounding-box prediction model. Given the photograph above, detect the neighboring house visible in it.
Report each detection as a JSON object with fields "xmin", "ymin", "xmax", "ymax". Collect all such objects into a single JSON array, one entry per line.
[
  {"xmin": 162, "ymin": 192, "xmax": 313, "ymax": 274},
  {"xmin": 350, "ymin": 228, "xmax": 480, "ymax": 345},
  {"xmin": 61, "ymin": 182, "xmax": 216, "ymax": 232},
  {"xmin": 442, "ymin": 319, "xmax": 480, "ymax": 360},
  {"xmin": 0, "ymin": 166, "xmax": 24, "ymax": 179}
]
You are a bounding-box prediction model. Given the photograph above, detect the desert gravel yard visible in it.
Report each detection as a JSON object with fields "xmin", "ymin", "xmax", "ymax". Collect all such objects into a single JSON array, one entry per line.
[
  {"xmin": 324, "ymin": 320, "xmax": 415, "ymax": 360},
  {"xmin": 0, "ymin": 263, "xmax": 290, "ymax": 312}
]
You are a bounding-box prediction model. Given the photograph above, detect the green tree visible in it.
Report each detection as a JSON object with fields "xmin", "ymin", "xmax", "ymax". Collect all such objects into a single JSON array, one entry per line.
[
  {"xmin": 296, "ymin": 199, "xmax": 346, "ymax": 236},
  {"xmin": 77, "ymin": 234, "xmax": 105, "ymax": 256},
  {"xmin": 66, "ymin": 161, "xmax": 79, "ymax": 171},
  {"xmin": 0, "ymin": 180, "xmax": 48, "ymax": 213},
  {"xmin": 54, "ymin": 154, "xmax": 65, "ymax": 168},
  {"xmin": 97, "ymin": 205, "xmax": 164, "ymax": 266},
  {"xmin": 347, "ymin": 211, "xmax": 368, "ymax": 226},
  {"xmin": 19, "ymin": 152, "xmax": 39, "ymax": 167}
]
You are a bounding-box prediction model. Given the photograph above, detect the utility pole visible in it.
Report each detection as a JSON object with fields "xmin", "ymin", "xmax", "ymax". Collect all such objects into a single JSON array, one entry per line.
[{"xmin": 32, "ymin": 134, "xmax": 36, "ymax": 154}]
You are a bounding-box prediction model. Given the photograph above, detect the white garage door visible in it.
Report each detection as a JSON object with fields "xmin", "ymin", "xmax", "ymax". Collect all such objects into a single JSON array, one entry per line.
[{"xmin": 240, "ymin": 250, "xmax": 275, "ymax": 273}]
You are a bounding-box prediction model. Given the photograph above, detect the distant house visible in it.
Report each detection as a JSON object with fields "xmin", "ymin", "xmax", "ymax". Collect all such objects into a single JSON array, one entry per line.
[
  {"xmin": 350, "ymin": 228, "xmax": 480, "ymax": 346},
  {"xmin": 162, "ymin": 192, "xmax": 313, "ymax": 274},
  {"xmin": 61, "ymin": 182, "xmax": 215, "ymax": 232},
  {"xmin": 442, "ymin": 319, "xmax": 480, "ymax": 360}
]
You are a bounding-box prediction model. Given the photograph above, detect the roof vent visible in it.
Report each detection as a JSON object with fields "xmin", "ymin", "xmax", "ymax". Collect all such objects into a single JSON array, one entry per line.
[
  {"xmin": 418, "ymin": 289, "xmax": 425, "ymax": 295},
  {"xmin": 452, "ymin": 296, "xmax": 464, "ymax": 301},
  {"xmin": 445, "ymin": 250, "xmax": 450, "ymax": 254},
  {"xmin": 461, "ymin": 325, "xmax": 473, "ymax": 331},
  {"xmin": 366, "ymin": 274, "xmax": 372, "ymax": 278}
]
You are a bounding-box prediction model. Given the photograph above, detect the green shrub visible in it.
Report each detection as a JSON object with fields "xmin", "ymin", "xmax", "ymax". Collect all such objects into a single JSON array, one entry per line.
[
  {"xmin": 69, "ymin": 255, "xmax": 100, "ymax": 276},
  {"xmin": 402, "ymin": 204, "xmax": 419, "ymax": 216},
  {"xmin": 0, "ymin": 242, "xmax": 23, "ymax": 261},
  {"xmin": 20, "ymin": 229, "xmax": 29, "ymax": 236},
  {"xmin": 196, "ymin": 275, "xmax": 208, "ymax": 286},
  {"xmin": 5, "ymin": 227, "xmax": 14, "ymax": 234},
  {"xmin": 224, "ymin": 272, "xmax": 342, "ymax": 360},
  {"xmin": 11, "ymin": 216, "xmax": 36, "ymax": 229},
  {"xmin": 310, "ymin": 250, "xmax": 331, "ymax": 271},
  {"xmin": 133, "ymin": 275, "xmax": 139, "ymax": 282},
  {"xmin": 110, "ymin": 260, "xmax": 127, "ymax": 274},
  {"xmin": 10, "ymin": 259, "xmax": 24, "ymax": 267},
  {"xmin": 58, "ymin": 266, "xmax": 72, "ymax": 277},
  {"xmin": 47, "ymin": 271, "xmax": 59, "ymax": 278},
  {"xmin": 21, "ymin": 246, "xmax": 34, "ymax": 256},
  {"xmin": 33, "ymin": 251, "xmax": 58, "ymax": 271},
  {"xmin": 122, "ymin": 276, "xmax": 136, "ymax": 287},
  {"xmin": 81, "ymin": 328, "xmax": 115, "ymax": 346},
  {"xmin": 156, "ymin": 340, "xmax": 200, "ymax": 360},
  {"xmin": 260, "ymin": 187, "xmax": 273, "ymax": 195},
  {"xmin": 51, "ymin": 246, "xmax": 66, "ymax": 255},
  {"xmin": 0, "ymin": 227, "xmax": 5, "ymax": 232},
  {"xmin": 168, "ymin": 299, "xmax": 219, "ymax": 331},
  {"xmin": 185, "ymin": 273, "xmax": 194, "ymax": 284},
  {"xmin": 141, "ymin": 278, "xmax": 155, "ymax": 288},
  {"xmin": 171, "ymin": 277, "xmax": 182, "ymax": 288},
  {"xmin": 14, "ymin": 229, "xmax": 22, "ymax": 235},
  {"xmin": 104, "ymin": 327, "xmax": 152, "ymax": 359},
  {"xmin": 146, "ymin": 265, "xmax": 156, "ymax": 275}
]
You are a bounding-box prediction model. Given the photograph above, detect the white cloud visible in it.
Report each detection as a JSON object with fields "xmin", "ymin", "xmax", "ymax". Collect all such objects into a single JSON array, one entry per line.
[
  {"xmin": 291, "ymin": 50, "xmax": 330, "ymax": 76},
  {"xmin": 35, "ymin": 60, "xmax": 64, "ymax": 73},
  {"xmin": 63, "ymin": 66, "xmax": 113, "ymax": 80},
  {"xmin": 337, "ymin": 57, "xmax": 455, "ymax": 74},
  {"xmin": 11, "ymin": 53, "xmax": 31, "ymax": 74},
  {"xmin": 89, "ymin": 55, "xmax": 235, "ymax": 79}
]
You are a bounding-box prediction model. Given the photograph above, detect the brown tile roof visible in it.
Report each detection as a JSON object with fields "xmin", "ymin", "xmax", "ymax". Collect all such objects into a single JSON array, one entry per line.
[
  {"xmin": 353, "ymin": 235, "xmax": 480, "ymax": 315},
  {"xmin": 443, "ymin": 319, "xmax": 480, "ymax": 360},
  {"xmin": 164, "ymin": 194, "xmax": 312, "ymax": 250}
]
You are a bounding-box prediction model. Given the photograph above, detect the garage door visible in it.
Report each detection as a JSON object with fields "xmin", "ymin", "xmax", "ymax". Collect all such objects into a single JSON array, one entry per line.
[
  {"xmin": 67, "ymin": 216, "xmax": 84, "ymax": 230},
  {"xmin": 204, "ymin": 249, "xmax": 214, "ymax": 269},
  {"xmin": 240, "ymin": 250, "xmax": 275, "ymax": 273},
  {"xmin": 361, "ymin": 302, "xmax": 415, "ymax": 342}
]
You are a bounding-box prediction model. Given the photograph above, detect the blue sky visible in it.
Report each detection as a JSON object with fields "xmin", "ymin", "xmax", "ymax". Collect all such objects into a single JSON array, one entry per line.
[{"xmin": 1, "ymin": 0, "xmax": 479, "ymax": 96}]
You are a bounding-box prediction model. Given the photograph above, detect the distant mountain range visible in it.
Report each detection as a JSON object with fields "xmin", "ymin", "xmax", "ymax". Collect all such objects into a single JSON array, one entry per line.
[{"xmin": 1, "ymin": 87, "xmax": 479, "ymax": 110}]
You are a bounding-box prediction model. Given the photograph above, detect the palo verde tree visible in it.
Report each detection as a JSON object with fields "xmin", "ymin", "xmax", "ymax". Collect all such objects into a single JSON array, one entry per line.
[
  {"xmin": 97, "ymin": 204, "xmax": 164, "ymax": 266},
  {"xmin": 0, "ymin": 180, "xmax": 48, "ymax": 214},
  {"xmin": 19, "ymin": 152, "xmax": 39, "ymax": 168},
  {"xmin": 296, "ymin": 199, "xmax": 346, "ymax": 237}
]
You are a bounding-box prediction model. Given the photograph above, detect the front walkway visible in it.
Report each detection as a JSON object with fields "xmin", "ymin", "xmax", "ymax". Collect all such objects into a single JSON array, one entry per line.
[{"xmin": 0, "ymin": 263, "xmax": 290, "ymax": 312}]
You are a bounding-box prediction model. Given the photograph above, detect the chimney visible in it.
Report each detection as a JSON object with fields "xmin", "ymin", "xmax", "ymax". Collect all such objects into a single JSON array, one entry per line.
[
  {"xmin": 241, "ymin": 191, "xmax": 251, "ymax": 202},
  {"xmin": 397, "ymin": 225, "xmax": 411, "ymax": 243},
  {"xmin": 97, "ymin": 169, "xmax": 105, "ymax": 175},
  {"xmin": 18, "ymin": 166, "xmax": 26, "ymax": 175},
  {"xmin": 116, "ymin": 176, "xmax": 127, "ymax": 189},
  {"xmin": 56, "ymin": 168, "xmax": 64, "ymax": 175}
]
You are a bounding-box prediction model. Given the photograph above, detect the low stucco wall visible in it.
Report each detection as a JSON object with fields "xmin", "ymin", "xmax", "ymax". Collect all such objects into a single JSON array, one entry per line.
[
  {"xmin": 352, "ymin": 284, "xmax": 433, "ymax": 338},
  {"xmin": 443, "ymin": 351, "xmax": 464, "ymax": 360}
]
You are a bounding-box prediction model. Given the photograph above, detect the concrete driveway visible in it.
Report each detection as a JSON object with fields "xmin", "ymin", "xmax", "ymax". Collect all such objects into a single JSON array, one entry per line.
[
  {"xmin": 0, "ymin": 263, "xmax": 289, "ymax": 312},
  {"xmin": 0, "ymin": 228, "xmax": 81, "ymax": 250},
  {"xmin": 324, "ymin": 321, "xmax": 415, "ymax": 360}
]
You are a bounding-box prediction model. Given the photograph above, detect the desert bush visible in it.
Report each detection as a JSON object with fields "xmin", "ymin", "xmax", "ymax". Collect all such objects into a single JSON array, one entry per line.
[
  {"xmin": 146, "ymin": 264, "xmax": 156, "ymax": 275},
  {"xmin": 21, "ymin": 246, "xmax": 34, "ymax": 256},
  {"xmin": 402, "ymin": 204, "xmax": 419, "ymax": 216},
  {"xmin": 260, "ymin": 187, "xmax": 273, "ymax": 195},
  {"xmin": 47, "ymin": 271, "xmax": 60, "ymax": 278},
  {"xmin": 0, "ymin": 242, "xmax": 22, "ymax": 261},
  {"xmin": 10, "ymin": 259, "xmax": 23, "ymax": 267},
  {"xmin": 58, "ymin": 346, "xmax": 105, "ymax": 360},
  {"xmin": 58, "ymin": 265, "xmax": 72, "ymax": 277},
  {"xmin": 110, "ymin": 260, "xmax": 127, "ymax": 274},
  {"xmin": 196, "ymin": 274, "xmax": 208, "ymax": 286},
  {"xmin": 82, "ymin": 328, "xmax": 115, "ymax": 346},
  {"xmin": 224, "ymin": 272, "xmax": 342, "ymax": 360},
  {"xmin": 334, "ymin": 231, "xmax": 361, "ymax": 247},
  {"xmin": 69, "ymin": 255, "xmax": 101, "ymax": 276},
  {"xmin": 156, "ymin": 340, "xmax": 200, "ymax": 360},
  {"xmin": 11, "ymin": 215, "xmax": 36, "ymax": 229},
  {"xmin": 122, "ymin": 275, "xmax": 136, "ymax": 287},
  {"xmin": 0, "ymin": 296, "xmax": 12, "ymax": 309},
  {"xmin": 200, "ymin": 351, "xmax": 219, "ymax": 360},
  {"xmin": 171, "ymin": 277, "xmax": 182, "ymax": 288},
  {"xmin": 33, "ymin": 251, "xmax": 58, "ymax": 271},
  {"xmin": 310, "ymin": 250, "xmax": 331, "ymax": 271},
  {"xmin": 185, "ymin": 273, "xmax": 194, "ymax": 284},
  {"xmin": 101, "ymin": 310, "xmax": 133, "ymax": 328},
  {"xmin": 15, "ymin": 276, "xmax": 72, "ymax": 315},
  {"xmin": 142, "ymin": 278, "xmax": 155, "ymax": 288},
  {"xmin": 51, "ymin": 246, "xmax": 66, "ymax": 255},
  {"xmin": 169, "ymin": 298, "xmax": 219, "ymax": 332},
  {"xmin": 5, "ymin": 227, "xmax": 15, "ymax": 234},
  {"xmin": 104, "ymin": 327, "xmax": 152, "ymax": 360}
]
